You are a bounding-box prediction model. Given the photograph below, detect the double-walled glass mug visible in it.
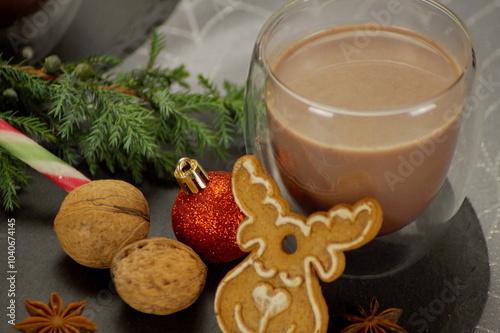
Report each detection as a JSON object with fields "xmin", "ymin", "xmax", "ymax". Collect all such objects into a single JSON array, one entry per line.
[{"xmin": 244, "ymin": 0, "xmax": 483, "ymax": 278}]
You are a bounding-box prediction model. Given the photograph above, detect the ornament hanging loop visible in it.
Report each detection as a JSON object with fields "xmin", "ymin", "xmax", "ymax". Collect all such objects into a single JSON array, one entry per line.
[{"xmin": 175, "ymin": 157, "xmax": 210, "ymax": 194}]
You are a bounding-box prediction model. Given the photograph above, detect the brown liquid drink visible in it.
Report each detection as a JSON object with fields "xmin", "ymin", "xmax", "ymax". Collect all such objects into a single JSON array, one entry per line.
[{"xmin": 267, "ymin": 25, "xmax": 465, "ymax": 235}]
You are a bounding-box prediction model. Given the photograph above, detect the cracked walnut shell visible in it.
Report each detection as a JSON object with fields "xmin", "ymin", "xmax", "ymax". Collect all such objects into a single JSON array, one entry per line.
[
  {"xmin": 54, "ymin": 180, "xmax": 150, "ymax": 269},
  {"xmin": 111, "ymin": 237, "xmax": 207, "ymax": 315}
]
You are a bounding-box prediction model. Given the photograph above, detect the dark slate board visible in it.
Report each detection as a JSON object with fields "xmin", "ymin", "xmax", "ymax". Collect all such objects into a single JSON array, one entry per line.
[
  {"xmin": 0, "ymin": 165, "xmax": 489, "ymax": 332},
  {"xmin": 327, "ymin": 197, "xmax": 490, "ymax": 333},
  {"xmin": 0, "ymin": 1, "xmax": 490, "ymax": 331}
]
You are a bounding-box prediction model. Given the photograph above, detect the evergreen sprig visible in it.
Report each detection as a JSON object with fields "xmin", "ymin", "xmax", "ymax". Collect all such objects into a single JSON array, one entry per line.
[
  {"xmin": 0, "ymin": 30, "xmax": 245, "ymax": 211},
  {"xmin": 0, "ymin": 146, "xmax": 30, "ymax": 211}
]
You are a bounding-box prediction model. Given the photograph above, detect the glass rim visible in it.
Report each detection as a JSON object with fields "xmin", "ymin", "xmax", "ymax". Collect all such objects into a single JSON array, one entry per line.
[{"xmin": 260, "ymin": 0, "xmax": 476, "ymax": 117}]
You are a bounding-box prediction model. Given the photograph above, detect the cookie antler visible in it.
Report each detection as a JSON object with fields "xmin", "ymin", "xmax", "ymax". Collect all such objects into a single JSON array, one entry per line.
[
  {"xmin": 231, "ymin": 155, "xmax": 298, "ymax": 252},
  {"xmin": 304, "ymin": 200, "xmax": 383, "ymax": 282},
  {"xmin": 232, "ymin": 155, "xmax": 382, "ymax": 261},
  {"xmin": 231, "ymin": 155, "xmax": 290, "ymax": 216}
]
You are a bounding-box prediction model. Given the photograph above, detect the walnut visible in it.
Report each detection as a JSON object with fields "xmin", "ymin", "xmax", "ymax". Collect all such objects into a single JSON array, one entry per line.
[
  {"xmin": 54, "ymin": 180, "xmax": 150, "ymax": 269},
  {"xmin": 111, "ymin": 237, "xmax": 207, "ymax": 315}
]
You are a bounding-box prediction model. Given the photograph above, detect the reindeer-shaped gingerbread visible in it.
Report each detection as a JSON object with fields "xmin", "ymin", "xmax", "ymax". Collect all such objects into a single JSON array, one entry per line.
[{"xmin": 214, "ymin": 155, "xmax": 383, "ymax": 333}]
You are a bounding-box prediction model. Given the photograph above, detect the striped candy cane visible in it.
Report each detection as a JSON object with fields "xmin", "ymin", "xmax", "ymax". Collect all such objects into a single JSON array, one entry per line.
[{"xmin": 0, "ymin": 119, "xmax": 91, "ymax": 192}]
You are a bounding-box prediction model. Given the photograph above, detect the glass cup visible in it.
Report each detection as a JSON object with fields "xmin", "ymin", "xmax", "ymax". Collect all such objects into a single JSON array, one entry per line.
[{"xmin": 243, "ymin": 0, "xmax": 483, "ymax": 278}]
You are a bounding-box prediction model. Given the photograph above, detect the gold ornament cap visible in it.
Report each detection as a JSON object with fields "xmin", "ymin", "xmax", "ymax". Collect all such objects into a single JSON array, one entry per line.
[{"xmin": 175, "ymin": 157, "xmax": 210, "ymax": 194}]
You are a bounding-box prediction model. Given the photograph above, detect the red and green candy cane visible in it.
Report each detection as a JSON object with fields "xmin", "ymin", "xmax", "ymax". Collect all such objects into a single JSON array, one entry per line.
[{"xmin": 0, "ymin": 119, "xmax": 90, "ymax": 192}]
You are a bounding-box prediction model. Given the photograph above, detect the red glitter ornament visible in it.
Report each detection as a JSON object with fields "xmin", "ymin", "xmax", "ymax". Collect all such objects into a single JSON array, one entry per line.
[{"xmin": 171, "ymin": 157, "xmax": 246, "ymax": 263}]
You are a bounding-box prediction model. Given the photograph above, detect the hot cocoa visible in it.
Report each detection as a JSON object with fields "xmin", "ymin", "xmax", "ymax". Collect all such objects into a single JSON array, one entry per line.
[{"xmin": 267, "ymin": 25, "xmax": 465, "ymax": 234}]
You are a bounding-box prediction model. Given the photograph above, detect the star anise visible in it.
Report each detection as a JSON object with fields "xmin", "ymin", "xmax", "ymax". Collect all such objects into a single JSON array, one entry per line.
[
  {"xmin": 14, "ymin": 292, "xmax": 97, "ymax": 333},
  {"xmin": 341, "ymin": 297, "xmax": 408, "ymax": 333}
]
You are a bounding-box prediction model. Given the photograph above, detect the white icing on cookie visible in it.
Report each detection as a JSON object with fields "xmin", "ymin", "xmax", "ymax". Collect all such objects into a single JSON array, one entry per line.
[
  {"xmin": 279, "ymin": 272, "xmax": 303, "ymax": 288},
  {"xmin": 235, "ymin": 303, "xmax": 253, "ymax": 333},
  {"xmin": 254, "ymin": 260, "xmax": 277, "ymax": 278}
]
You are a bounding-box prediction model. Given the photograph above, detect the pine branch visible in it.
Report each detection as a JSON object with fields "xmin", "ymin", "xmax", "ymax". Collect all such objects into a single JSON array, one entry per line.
[
  {"xmin": 49, "ymin": 73, "xmax": 80, "ymax": 121},
  {"xmin": 0, "ymin": 111, "xmax": 56, "ymax": 142},
  {"xmin": 147, "ymin": 30, "xmax": 167, "ymax": 72},
  {"xmin": 143, "ymin": 65, "xmax": 191, "ymax": 90},
  {"xmin": 0, "ymin": 30, "xmax": 245, "ymax": 211},
  {"xmin": 222, "ymin": 80, "xmax": 245, "ymax": 130},
  {"xmin": 0, "ymin": 147, "xmax": 30, "ymax": 211},
  {"xmin": 0, "ymin": 61, "xmax": 51, "ymax": 113},
  {"xmin": 198, "ymin": 75, "xmax": 238, "ymax": 148}
]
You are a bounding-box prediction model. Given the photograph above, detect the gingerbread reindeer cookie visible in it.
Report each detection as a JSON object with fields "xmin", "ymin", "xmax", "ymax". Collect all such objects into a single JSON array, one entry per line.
[{"xmin": 214, "ymin": 155, "xmax": 383, "ymax": 333}]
